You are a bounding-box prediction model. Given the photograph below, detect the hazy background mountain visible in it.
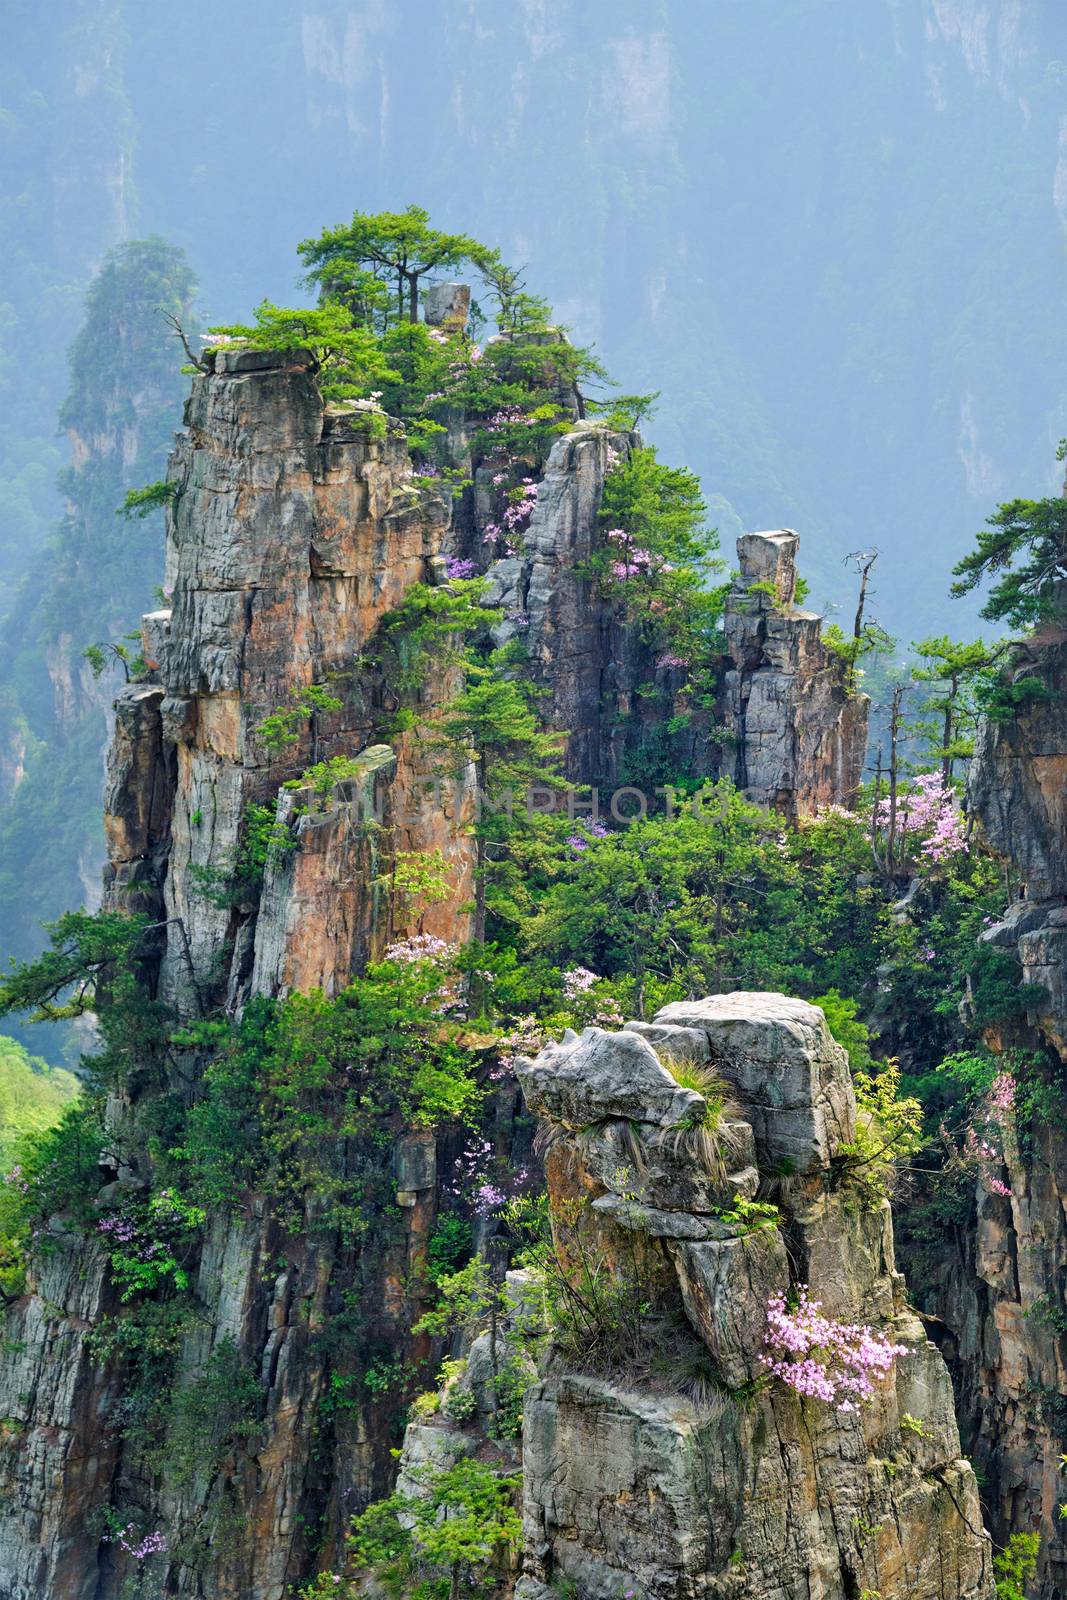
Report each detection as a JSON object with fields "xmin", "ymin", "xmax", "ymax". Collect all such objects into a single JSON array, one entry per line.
[{"xmin": 2, "ymin": 0, "xmax": 1066, "ymax": 1056}]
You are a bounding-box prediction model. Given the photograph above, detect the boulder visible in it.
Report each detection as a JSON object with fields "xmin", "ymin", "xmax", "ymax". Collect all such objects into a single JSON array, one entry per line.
[
  {"xmin": 516, "ymin": 1026, "xmax": 705, "ymax": 1132},
  {"xmin": 653, "ymin": 992, "xmax": 854, "ymax": 1172}
]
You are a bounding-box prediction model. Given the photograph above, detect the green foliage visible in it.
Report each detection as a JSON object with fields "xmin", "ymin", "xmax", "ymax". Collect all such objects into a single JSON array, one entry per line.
[
  {"xmin": 414, "ymin": 1258, "xmax": 501, "ymax": 1342},
  {"xmin": 284, "ymin": 754, "xmax": 379, "ymax": 811},
  {"xmin": 909, "ymin": 635, "xmax": 1006, "ymax": 776},
  {"xmin": 207, "ymin": 301, "xmax": 399, "ymax": 402},
  {"xmin": 426, "ymin": 1213, "xmax": 473, "ymax": 1283},
  {"xmin": 0, "ymin": 909, "xmax": 169, "ymax": 1091},
  {"xmin": 348, "ymin": 1455, "xmax": 521, "ymax": 1600},
  {"xmin": 374, "ymin": 580, "xmax": 501, "ymax": 704},
  {"xmin": 172, "ymin": 960, "xmax": 480, "ymax": 1236},
  {"xmin": 189, "ymin": 802, "xmax": 296, "ymax": 909},
  {"xmin": 712, "ymin": 1194, "xmax": 782, "ymax": 1233},
  {"xmin": 156, "ymin": 1336, "xmax": 264, "ymax": 1487},
  {"xmin": 521, "ymin": 786, "xmax": 883, "ymax": 1011},
  {"xmin": 118, "ymin": 480, "xmax": 178, "ymax": 520},
  {"xmin": 97, "ymin": 1187, "xmax": 205, "ymax": 1301},
  {"xmin": 821, "ymin": 620, "xmax": 896, "ymax": 691},
  {"xmin": 833, "ymin": 1058, "xmax": 924, "ymax": 1203},
  {"xmin": 589, "ymin": 445, "xmax": 725, "ymax": 689},
  {"xmin": 594, "ymin": 390, "xmax": 660, "ymax": 430},
  {"xmin": 0, "ymin": 1097, "xmax": 105, "ymax": 1295},
  {"xmin": 0, "ymin": 1036, "xmax": 78, "ymax": 1163},
  {"xmin": 992, "ymin": 1532, "xmax": 1040, "ymax": 1600},
  {"xmin": 814, "ymin": 989, "xmax": 876, "ymax": 1073},
  {"xmin": 951, "ymin": 494, "xmax": 1067, "ymax": 627},
  {"xmin": 258, "ymin": 682, "xmax": 343, "ymax": 757},
  {"xmin": 299, "ymin": 204, "xmax": 486, "ymax": 325},
  {"xmin": 82, "ymin": 636, "xmax": 146, "ymax": 684}
]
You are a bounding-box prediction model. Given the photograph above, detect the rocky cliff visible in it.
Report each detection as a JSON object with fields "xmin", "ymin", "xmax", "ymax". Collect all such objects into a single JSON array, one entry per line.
[
  {"xmin": 0, "ymin": 337, "xmax": 869, "ymax": 1599},
  {"xmin": 399, "ymin": 994, "xmax": 994, "ymax": 1600},
  {"xmin": 921, "ymin": 626, "xmax": 1067, "ymax": 1600}
]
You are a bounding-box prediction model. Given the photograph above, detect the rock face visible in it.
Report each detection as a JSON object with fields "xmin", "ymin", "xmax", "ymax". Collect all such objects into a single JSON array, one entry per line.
[
  {"xmin": 0, "ymin": 346, "xmax": 874, "ymax": 1600},
  {"xmin": 930, "ymin": 627, "xmax": 1067, "ymax": 1600},
  {"xmin": 0, "ymin": 352, "xmax": 485, "ymax": 1600},
  {"xmin": 485, "ymin": 436, "xmax": 867, "ymax": 813},
  {"xmin": 722, "ymin": 531, "xmax": 869, "ymax": 815},
  {"xmin": 514, "ymin": 994, "xmax": 994, "ymax": 1600}
]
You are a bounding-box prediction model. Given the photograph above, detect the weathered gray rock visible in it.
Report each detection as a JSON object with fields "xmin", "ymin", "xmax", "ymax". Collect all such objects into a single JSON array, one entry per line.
[
  {"xmin": 423, "ymin": 281, "xmax": 471, "ymax": 329},
  {"xmin": 575, "ymin": 1117, "xmax": 757, "ymax": 1214},
  {"xmin": 721, "ymin": 531, "xmax": 869, "ymax": 817},
  {"xmin": 669, "ymin": 1227, "xmax": 790, "ymax": 1385},
  {"xmin": 516, "ymin": 1025, "xmax": 705, "ymax": 1131},
  {"xmin": 520, "ymin": 1368, "xmax": 993, "ymax": 1600},
  {"xmin": 589, "ymin": 1194, "xmax": 735, "ymax": 1241},
  {"xmin": 961, "ymin": 625, "xmax": 1067, "ymax": 1596},
  {"xmin": 653, "ymin": 992, "xmax": 854, "ymax": 1172},
  {"xmin": 624, "ymin": 1019, "xmax": 711, "ymax": 1063},
  {"xmin": 792, "ymin": 1193, "xmax": 902, "ymax": 1321}
]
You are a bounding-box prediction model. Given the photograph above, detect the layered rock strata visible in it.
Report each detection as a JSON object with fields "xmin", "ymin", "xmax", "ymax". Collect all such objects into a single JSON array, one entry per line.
[
  {"xmin": 722, "ymin": 530, "xmax": 868, "ymax": 815},
  {"xmin": 509, "ymin": 994, "xmax": 994, "ymax": 1600},
  {"xmin": 0, "ymin": 341, "xmax": 871, "ymax": 1599},
  {"xmin": 922, "ymin": 622, "xmax": 1067, "ymax": 1600},
  {"xmin": 485, "ymin": 440, "xmax": 867, "ymax": 812}
]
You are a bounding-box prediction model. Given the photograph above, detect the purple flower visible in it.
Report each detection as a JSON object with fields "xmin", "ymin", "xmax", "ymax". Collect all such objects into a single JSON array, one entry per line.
[{"xmin": 445, "ymin": 557, "xmax": 477, "ymax": 580}]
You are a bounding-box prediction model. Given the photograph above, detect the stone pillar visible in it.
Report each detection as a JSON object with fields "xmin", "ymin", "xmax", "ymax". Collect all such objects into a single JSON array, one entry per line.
[{"xmin": 423, "ymin": 281, "xmax": 470, "ymax": 331}]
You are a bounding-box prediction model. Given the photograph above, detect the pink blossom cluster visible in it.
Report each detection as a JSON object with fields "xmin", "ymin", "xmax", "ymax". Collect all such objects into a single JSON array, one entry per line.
[
  {"xmin": 605, "ymin": 528, "xmax": 672, "ymax": 584},
  {"xmin": 445, "ymin": 556, "xmax": 477, "ymax": 580},
  {"xmin": 988, "ymin": 1072, "xmax": 1016, "ymax": 1122},
  {"xmin": 503, "ymin": 480, "xmax": 539, "ymax": 531},
  {"xmin": 656, "ymin": 651, "xmax": 689, "ymax": 670},
  {"xmin": 445, "ymin": 1136, "xmax": 530, "ymax": 1215},
  {"xmin": 940, "ymin": 1082, "xmax": 1014, "ymax": 1198},
  {"xmin": 562, "ymin": 966, "xmax": 598, "ymax": 998},
  {"xmin": 567, "ymin": 819, "xmax": 609, "ymax": 852},
  {"xmin": 762, "ymin": 1288, "xmax": 908, "ymax": 1413},
  {"xmin": 383, "ymin": 933, "xmax": 455, "ymax": 964},
  {"xmin": 483, "ymin": 405, "xmax": 535, "ymax": 435},
  {"xmin": 97, "ymin": 1214, "xmax": 139, "ymax": 1246},
  {"xmin": 105, "ymin": 1525, "xmax": 166, "ymax": 1562},
  {"xmin": 873, "ymin": 772, "xmax": 967, "ymax": 863},
  {"xmin": 491, "ymin": 1014, "xmax": 543, "ymax": 1082},
  {"xmin": 3, "ymin": 1165, "xmax": 28, "ymax": 1195},
  {"xmin": 474, "ymin": 1182, "xmax": 507, "ymax": 1216}
]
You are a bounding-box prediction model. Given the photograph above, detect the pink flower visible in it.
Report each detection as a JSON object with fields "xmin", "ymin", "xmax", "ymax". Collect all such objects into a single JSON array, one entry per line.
[
  {"xmin": 383, "ymin": 934, "xmax": 455, "ymax": 964},
  {"xmin": 562, "ymin": 966, "xmax": 598, "ymax": 997},
  {"xmin": 762, "ymin": 1288, "xmax": 907, "ymax": 1412}
]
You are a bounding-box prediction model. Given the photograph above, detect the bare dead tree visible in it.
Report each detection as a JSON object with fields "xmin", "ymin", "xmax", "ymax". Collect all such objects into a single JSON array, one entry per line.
[{"xmin": 163, "ymin": 310, "xmax": 211, "ymax": 372}]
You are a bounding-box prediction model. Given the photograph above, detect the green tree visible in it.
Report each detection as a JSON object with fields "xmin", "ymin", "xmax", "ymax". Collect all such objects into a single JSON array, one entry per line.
[
  {"xmin": 349, "ymin": 1456, "xmax": 521, "ymax": 1600},
  {"xmin": 432, "ymin": 661, "xmax": 566, "ymax": 945},
  {"xmin": 591, "ymin": 445, "xmax": 726, "ymax": 687},
  {"xmin": 207, "ymin": 301, "xmax": 398, "ymax": 401},
  {"xmin": 298, "ymin": 204, "xmax": 485, "ymax": 324},
  {"xmin": 951, "ymin": 493, "xmax": 1067, "ymax": 628},
  {"xmin": 910, "ymin": 635, "xmax": 1006, "ymax": 779}
]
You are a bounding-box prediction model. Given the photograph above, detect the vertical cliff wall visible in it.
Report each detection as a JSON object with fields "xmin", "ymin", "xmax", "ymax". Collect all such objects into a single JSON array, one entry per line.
[
  {"xmin": 0, "ymin": 343, "xmax": 871, "ymax": 1599},
  {"xmin": 722, "ymin": 530, "xmax": 868, "ymax": 815},
  {"xmin": 398, "ymin": 994, "xmax": 994, "ymax": 1600},
  {"xmin": 931, "ymin": 626, "xmax": 1067, "ymax": 1600},
  {"xmin": 486, "ymin": 437, "xmax": 867, "ymax": 812}
]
